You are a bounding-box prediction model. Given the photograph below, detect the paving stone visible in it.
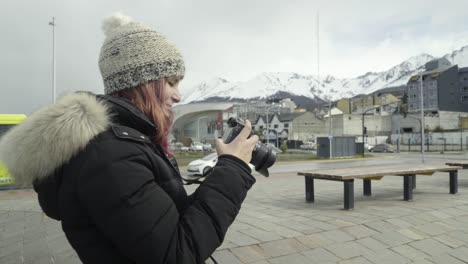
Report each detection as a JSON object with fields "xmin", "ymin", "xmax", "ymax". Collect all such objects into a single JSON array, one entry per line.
[
  {"xmin": 448, "ymin": 246, "xmax": 468, "ymax": 262},
  {"xmin": 409, "ymin": 238, "xmax": 453, "ymax": 257},
  {"xmin": 0, "ymin": 251, "xmax": 23, "ymax": 264},
  {"xmin": 268, "ymin": 253, "xmax": 312, "ymax": 264},
  {"xmin": 356, "ymin": 237, "xmax": 389, "ymax": 252},
  {"xmin": 210, "ymin": 250, "xmax": 242, "ymax": 264},
  {"xmin": 301, "ymin": 247, "xmax": 340, "ymax": 263},
  {"xmin": 259, "ymin": 238, "xmax": 307, "ymax": 258},
  {"xmin": 391, "ymin": 244, "xmax": 430, "ymax": 261},
  {"xmin": 239, "ymin": 228, "xmax": 283, "ymax": 242},
  {"xmin": 0, "ymin": 241, "xmax": 22, "ymax": 258},
  {"xmin": 320, "ymin": 229, "xmax": 355, "ymax": 243},
  {"xmin": 413, "ymin": 222, "xmax": 456, "ymax": 236},
  {"xmin": 426, "ymin": 210, "xmax": 454, "ymax": 220},
  {"xmin": 385, "ymin": 218, "xmax": 414, "ymax": 229},
  {"xmin": 445, "ymin": 230, "xmax": 468, "ymax": 243},
  {"xmin": 230, "ymin": 245, "xmax": 268, "ymax": 263},
  {"xmin": 276, "ymin": 220, "xmax": 322, "ymax": 234},
  {"xmin": 225, "ymin": 230, "xmax": 261, "ymax": 247},
  {"xmin": 433, "ymin": 234, "xmax": 466, "ymax": 248},
  {"xmin": 430, "ymin": 253, "xmax": 467, "ymax": 264},
  {"xmin": 364, "ymin": 220, "xmax": 401, "ymax": 233},
  {"xmin": 300, "ymin": 219, "xmax": 338, "ymax": 231},
  {"xmin": 249, "ymin": 261, "xmax": 270, "ymax": 264},
  {"xmin": 342, "ymin": 225, "xmax": 379, "ymax": 239},
  {"xmin": 295, "ymin": 233, "xmax": 335, "ymax": 249},
  {"xmin": 409, "ymin": 259, "xmax": 435, "ymax": 264},
  {"xmin": 372, "ymin": 231, "xmax": 414, "ymax": 247},
  {"xmin": 338, "ymin": 256, "xmax": 373, "ymax": 264},
  {"xmin": 398, "ymin": 228, "xmax": 430, "ymax": 240},
  {"xmin": 324, "ymin": 241, "xmax": 373, "ymax": 259},
  {"xmin": 362, "ymin": 249, "xmax": 412, "ymax": 264}
]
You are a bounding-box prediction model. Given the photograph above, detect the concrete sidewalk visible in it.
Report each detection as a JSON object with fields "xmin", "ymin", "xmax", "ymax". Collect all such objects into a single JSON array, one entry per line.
[{"xmin": 1, "ymin": 170, "xmax": 468, "ymax": 264}]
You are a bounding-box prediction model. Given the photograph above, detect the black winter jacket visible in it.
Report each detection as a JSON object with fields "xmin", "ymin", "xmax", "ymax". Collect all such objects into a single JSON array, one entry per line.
[{"xmin": 0, "ymin": 92, "xmax": 256, "ymax": 264}]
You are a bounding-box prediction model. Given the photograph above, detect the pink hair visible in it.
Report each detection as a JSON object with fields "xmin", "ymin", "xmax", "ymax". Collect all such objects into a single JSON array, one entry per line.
[{"xmin": 114, "ymin": 80, "xmax": 174, "ymax": 156}]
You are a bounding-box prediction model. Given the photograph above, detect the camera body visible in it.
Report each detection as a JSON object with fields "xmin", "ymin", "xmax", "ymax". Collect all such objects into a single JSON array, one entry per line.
[{"xmin": 224, "ymin": 117, "xmax": 276, "ymax": 177}]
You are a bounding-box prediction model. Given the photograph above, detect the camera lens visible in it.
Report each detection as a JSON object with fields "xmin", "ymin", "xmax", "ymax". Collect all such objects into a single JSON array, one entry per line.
[{"xmin": 251, "ymin": 142, "xmax": 276, "ymax": 177}]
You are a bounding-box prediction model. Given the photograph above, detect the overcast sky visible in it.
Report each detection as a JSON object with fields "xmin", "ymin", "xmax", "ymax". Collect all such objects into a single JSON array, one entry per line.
[{"xmin": 2, "ymin": 0, "xmax": 468, "ymax": 114}]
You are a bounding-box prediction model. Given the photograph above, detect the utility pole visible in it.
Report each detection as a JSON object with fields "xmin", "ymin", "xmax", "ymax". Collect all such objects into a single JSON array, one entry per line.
[
  {"xmin": 397, "ymin": 103, "xmax": 401, "ymax": 153},
  {"xmin": 316, "ymin": 12, "xmax": 331, "ymax": 159},
  {"xmin": 49, "ymin": 17, "xmax": 56, "ymax": 103},
  {"xmin": 419, "ymin": 73, "xmax": 425, "ymax": 163}
]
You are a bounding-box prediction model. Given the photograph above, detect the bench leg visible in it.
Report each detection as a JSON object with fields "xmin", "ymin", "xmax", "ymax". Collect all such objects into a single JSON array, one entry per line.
[
  {"xmin": 404, "ymin": 175, "xmax": 414, "ymax": 201},
  {"xmin": 344, "ymin": 180, "xmax": 354, "ymax": 210},
  {"xmin": 412, "ymin": 175, "xmax": 416, "ymax": 189},
  {"xmin": 305, "ymin": 176, "xmax": 314, "ymax": 202},
  {"xmin": 363, "ymin": 179, "xmax": 371, "ymax": 196},
  {"xmin": 449, "ymin": 171, "xmax": 458, "ymax": 194}
]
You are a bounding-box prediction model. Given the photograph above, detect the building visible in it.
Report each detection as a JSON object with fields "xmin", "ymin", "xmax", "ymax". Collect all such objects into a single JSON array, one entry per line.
[
  {"xmin": 406, "ymin": 58, "xmax": 467, "ymax": 113},
  {"xmin": 403, "ymin": 58, "xmax": 468, "ymax": 132}
]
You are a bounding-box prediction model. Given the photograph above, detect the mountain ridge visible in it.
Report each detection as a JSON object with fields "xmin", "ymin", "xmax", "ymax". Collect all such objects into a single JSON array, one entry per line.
[{"xmin": 180, "ymin": 45, "xmax": 468, "ymax": 104}]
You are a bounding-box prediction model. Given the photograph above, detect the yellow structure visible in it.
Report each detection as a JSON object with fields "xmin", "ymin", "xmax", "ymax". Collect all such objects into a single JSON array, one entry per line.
[
  {"xmin": 0, "ymin": 114, "xmax": 27, "ymax": 186},
  {"xmin": 336, "ymin": 94, "xmax": 400, "ymax": 114}
]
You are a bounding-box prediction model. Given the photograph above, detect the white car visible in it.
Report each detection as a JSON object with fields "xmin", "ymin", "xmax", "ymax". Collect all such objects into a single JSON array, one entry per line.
[
  {"xmin": 190, "ymin": 142, "xmax": 204, "ymax": 151},
  {"xmin": 299, "ymin": 142, "xmax": 315, "ymax": 150},
  {"xmin": 187, "ymin": 153, "xmax": 218, "ymax": 176}
]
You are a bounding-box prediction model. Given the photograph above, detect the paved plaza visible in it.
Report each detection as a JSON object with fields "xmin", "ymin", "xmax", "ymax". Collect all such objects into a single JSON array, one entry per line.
[{"xmin": 1, "ymin": 156, "xmax": 468, "ymax": 263}]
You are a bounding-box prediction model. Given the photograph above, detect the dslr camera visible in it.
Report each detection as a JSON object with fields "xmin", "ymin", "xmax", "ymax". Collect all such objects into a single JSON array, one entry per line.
[{"xmin": 224, "ymin": 117, "xmax": 276, "ymax": 177}]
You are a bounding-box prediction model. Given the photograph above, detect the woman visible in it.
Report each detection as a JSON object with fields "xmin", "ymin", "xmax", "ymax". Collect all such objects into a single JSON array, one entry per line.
[{"xmin": 0, "ymin": 14, "xmax": 258, "ymax": 263}]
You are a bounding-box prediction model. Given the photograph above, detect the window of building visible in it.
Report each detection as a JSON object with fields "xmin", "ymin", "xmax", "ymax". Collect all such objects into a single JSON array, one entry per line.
[
  {"xmin": 274, "ymin": 124, "xmax": 278, "ymax": 128},
  {"xmin": 259, "ymin": 126, "xmax": 263, "ymax": 129},
  {"xmin": 285, "ymin": 123, "xmax": 289, "ymax": 128},
  {"xmin": 461, "ymin": 86, "xmax": 468, "ymax": 93},
  {"xmin": 462, "ymin": 95, "xmax": 468, "ymax": 102}
]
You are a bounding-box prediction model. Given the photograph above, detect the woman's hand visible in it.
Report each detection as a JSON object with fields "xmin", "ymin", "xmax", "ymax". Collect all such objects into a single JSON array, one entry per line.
[{"xmin": 215, "ymin": 120, "xmax": 259, "ymax": 165}]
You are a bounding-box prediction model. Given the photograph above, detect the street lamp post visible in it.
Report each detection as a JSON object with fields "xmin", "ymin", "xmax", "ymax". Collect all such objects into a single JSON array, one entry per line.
[
  {"xmin": 362, "ymin": 101, "xmax": 400, "ymax": 158},
  {"xmin": 419, "ymin": 73, "xmax": 425, "ymax": 163},
  {"xmin": 48, "ymin": 17, "xmax": 56, "ymax": 103},
  {"xmin": 397, "ymin": 103, "xmax": 401, "ymax": 153}
]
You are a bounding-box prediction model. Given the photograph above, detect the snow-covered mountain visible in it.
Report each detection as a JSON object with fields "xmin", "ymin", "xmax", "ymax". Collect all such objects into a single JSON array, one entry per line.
[{"xmin": 180, "ymin": 45, "xmax": 468, "ymax": 104}]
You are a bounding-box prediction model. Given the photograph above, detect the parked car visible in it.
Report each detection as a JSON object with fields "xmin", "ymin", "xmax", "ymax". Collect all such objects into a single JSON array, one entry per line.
[
  {"xmin": 180, "ymin": 146, "xmax": 190, "ymax": 152},
  {"xmin": 369, "ymin": 143, "xmax": 394, "ymax": 153},
  {"xmin": 187, "ymin": 153, "xmax": 218, "ymax": 176},
  {"xmin": 364, "ymin": 143, "xmax": 374, "ymax": 151},
  {"xmin": 190, "ymin": 142, "xmax": 204, "ymax": 151},
  {"xmin": 299, "ymin": 142, "xmax": 315, "ymax": 150},
  {"xmin": 169, "ymin": 142, "xmax": 184, "ymax": 152},
  {"xmin": 202, "ymin": 143, "xmax": 212, "ymax": 151}
]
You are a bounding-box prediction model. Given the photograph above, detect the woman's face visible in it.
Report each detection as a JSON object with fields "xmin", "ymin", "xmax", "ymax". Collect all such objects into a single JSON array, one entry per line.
[{"xmin": 164, "ymin": 79, "xmax": 181, "ymax": 108}]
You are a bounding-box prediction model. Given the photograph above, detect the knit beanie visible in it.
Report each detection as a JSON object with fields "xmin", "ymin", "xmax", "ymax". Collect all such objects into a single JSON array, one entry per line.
[{"xmin": 98, "ymin": 14, "xmax": 185, "ymax": 94}]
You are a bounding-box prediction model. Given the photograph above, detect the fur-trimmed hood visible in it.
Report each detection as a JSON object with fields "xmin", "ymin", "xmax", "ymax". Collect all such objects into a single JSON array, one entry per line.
[{"xmin": 0, "ymin": 92, "xmax": 111, "ymax": 186}]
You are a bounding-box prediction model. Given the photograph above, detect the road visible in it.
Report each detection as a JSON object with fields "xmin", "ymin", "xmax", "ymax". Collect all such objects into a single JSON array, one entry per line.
[
  {"xmin": 260, "ymin": 151, "xmax": 467, "ymax": 176},
  {"xmin": 181, "ymin": 151, "xmax": 467, "ymax": 178}
]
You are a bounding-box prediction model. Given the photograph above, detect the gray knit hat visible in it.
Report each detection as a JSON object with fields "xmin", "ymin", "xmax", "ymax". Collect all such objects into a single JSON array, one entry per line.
[{"xmin": 98, "ymin": 14, "xmax": 185, "ymax": 94}]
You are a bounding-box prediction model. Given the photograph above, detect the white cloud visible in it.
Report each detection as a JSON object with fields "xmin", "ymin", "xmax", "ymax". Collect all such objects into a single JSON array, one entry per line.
[{"xmin": 1, "ymin": 0, "xmax": 468, "ymax": 113}]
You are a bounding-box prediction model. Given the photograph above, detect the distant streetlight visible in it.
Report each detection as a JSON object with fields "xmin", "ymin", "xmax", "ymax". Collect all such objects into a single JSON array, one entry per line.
[
  {"xmin": 49, "ymin": 17, "xmax": 56, "ymax": 103},
  {"xmin": 419, "ymin": 73, "xmax": 425, "ymax": 163}
]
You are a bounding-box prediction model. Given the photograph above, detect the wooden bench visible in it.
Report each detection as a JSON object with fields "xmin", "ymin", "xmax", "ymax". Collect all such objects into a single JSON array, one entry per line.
[
  {"xmin": 446, "ymin": 161, "xmax": 468, "ymax": 169},
  {"xmin": 298, "ymin": 164, "xmax": 462, "ymax": 210}
]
